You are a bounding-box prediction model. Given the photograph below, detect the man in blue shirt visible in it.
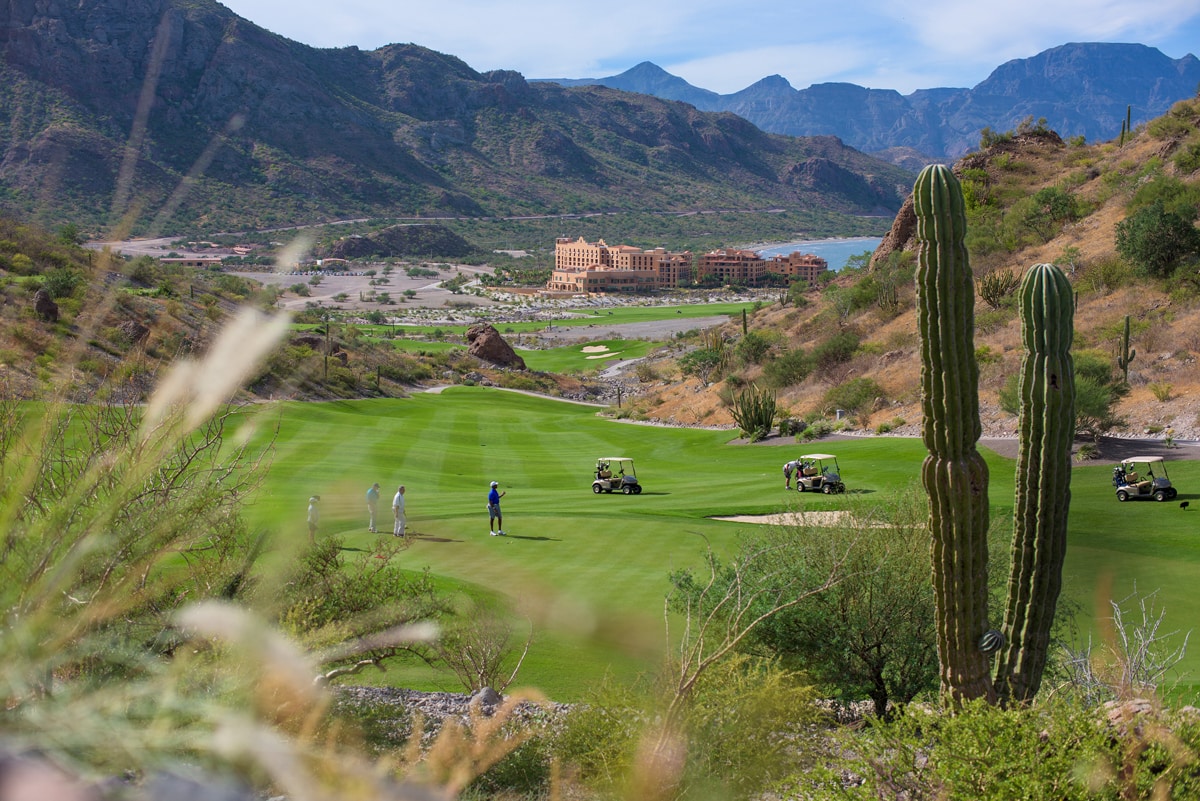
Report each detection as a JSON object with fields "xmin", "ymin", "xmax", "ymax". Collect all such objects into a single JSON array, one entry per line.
[{"xmin": 488, "ymin": 481, "xmax": 506, "ymax": 536}]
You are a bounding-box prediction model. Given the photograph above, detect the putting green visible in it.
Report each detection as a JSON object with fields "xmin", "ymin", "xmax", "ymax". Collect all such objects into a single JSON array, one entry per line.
[{"xmin": 243, "ymin": 390, "xmax": 1200, "ymax": 701}]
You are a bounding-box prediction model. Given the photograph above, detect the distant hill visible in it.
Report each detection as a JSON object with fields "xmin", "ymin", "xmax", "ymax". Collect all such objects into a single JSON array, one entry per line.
[
  {"xmin": 537, "ymin": 43, "xmax": 1200, "ymax": 163},
  {"xmin": 0, "ymin": 0, "xmax": 913, "ymax": 237}
]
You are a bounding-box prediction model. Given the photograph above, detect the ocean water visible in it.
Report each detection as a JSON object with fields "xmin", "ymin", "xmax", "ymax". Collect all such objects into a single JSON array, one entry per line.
[{"xmin": 755, "ymin": 237, "xmax": 882, "ymax": 271}]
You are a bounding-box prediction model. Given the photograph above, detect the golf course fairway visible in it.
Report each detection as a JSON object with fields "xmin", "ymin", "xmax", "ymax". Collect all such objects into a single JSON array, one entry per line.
[{"xmin": 243, "ymin": 388, "xmax": 1200, "ymax": 701}]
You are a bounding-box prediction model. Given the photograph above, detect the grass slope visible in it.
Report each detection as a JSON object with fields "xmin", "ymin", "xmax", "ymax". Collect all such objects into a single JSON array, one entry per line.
[{"xmin": 244, "ymin": 388, "xmax": 1200, "ymax": 701}]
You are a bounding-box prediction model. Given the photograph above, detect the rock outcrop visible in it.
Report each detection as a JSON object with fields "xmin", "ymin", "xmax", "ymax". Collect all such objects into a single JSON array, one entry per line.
[
  {"xmin": 466, "ymin": 324, "xmax": 525, "ymax": 369},
  {"xmin": 33, "ymin": 288, "xmax": 58, "ymax": 322}
]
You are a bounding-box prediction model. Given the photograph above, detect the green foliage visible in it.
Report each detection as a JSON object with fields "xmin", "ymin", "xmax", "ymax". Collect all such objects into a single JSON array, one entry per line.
[
  {"xmin": 1149, "ymin": 381, "xmax": 1173, "ymax": 402},
  {"xmin": 43, "ymin": 266, "xmax": 84, "ymax": 299},
  {"xmin": 729, "ymin": 383, "xmax": 777, "ymax": 441},
  {"xmin": 679, "ymin": 347, "xmax": 725, "ymax": 385},
  {"xmin": 807, "ymin": 698, "xmax": 1200, "ymax": 800},
  {"xmin": 762, "ymin": 346, "xmax": 812, "ymax": 388},
  {"xmin": 734, "ymin": 330, "xmax": 772, "ymax": 365},
  {"xmin": 822, "ymin": 377, "xmax": 884, "ymax": 416},
  {"xmin": 747, "ymin": 491, "xmax": 938, "ymax": 718},
  {"xmin": 810, "ymin": 330, "xmax": 861, "ymax": 377},
  {"xmin": 1129, "ymin": 175, "xmax": 1200, "ymax": 219},
  {"xmin": 1114, "ymin": 200, "xmax": 1200, "ymax": 278},
  {"xmin": 1021, "ymin": 186, "xmax": 1080, "ymax": 241}
]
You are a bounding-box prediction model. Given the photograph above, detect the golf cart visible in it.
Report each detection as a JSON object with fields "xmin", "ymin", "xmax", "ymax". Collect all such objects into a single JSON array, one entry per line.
[
  {"xmin": 1113, "ymin": 456, "xmax": 1177, "ymax": 502},
  {"xmin": 795, "ymin": 453, "xmax": 845, "ymax": 494},
  {"xmin": 593, "ymin": 457, "xmax": 642, "ymax": 495}
]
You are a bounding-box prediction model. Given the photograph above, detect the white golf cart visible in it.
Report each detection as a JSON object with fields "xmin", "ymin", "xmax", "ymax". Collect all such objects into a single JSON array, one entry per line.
[
  {"xmin": 593, "ymin": 457, "xmax": 642, "ymax": 495},
  {"xmin": 1112, "ymin": 456, "xmax": 1177, "ymax": 502},
  {"xmin": 794, "ymin": 453, "xmax": 845, "ymax": 494}
]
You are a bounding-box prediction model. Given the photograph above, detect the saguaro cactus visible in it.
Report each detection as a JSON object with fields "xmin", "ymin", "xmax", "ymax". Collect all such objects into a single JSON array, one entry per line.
[
  {"xmin": 913, "ymin": 164, "xmax": 995, "ymax": 704},
  {"xmin": 1117, "ymin": 314, "xmax": 1136, "ymax": 383},
  {"xmin": 995, "ymin": 263, "xmax": 1076, "ymax": 703}
]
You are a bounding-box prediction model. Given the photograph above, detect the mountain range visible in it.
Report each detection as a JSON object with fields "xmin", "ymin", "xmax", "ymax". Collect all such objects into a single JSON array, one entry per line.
[
  {"xmin": 0, "ymin": 0, "xmax": 912, "ymax": 237},
  {"xmin": 540, "ymin": 43, "xmax": 1200, "ymax": 165}
]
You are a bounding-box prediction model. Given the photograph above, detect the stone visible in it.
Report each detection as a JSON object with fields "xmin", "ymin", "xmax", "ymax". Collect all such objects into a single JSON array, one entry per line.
[
  {"xmin": 117, "ymin": 319, "xmax": 149, "ymax": 344},
  {"xmin": 471, "ymin": 686, "xmax": 503, "ymax": 707},
  {"xmin": 466, "ymin": 324, "xmax": 525, "ymax": 369},
  {"xmin": 33, "ymin": 288, "xmax": 59, "ymax": 322}
]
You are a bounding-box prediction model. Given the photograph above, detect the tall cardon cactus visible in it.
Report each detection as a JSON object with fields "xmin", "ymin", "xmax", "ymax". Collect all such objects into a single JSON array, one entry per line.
[
  {"xmin": 995, "ymin": 263, "xmax": 1075, "ymax": 703},
  {"xmin": 913, "ymin": 164, "xmax": 995, "ymax": 704},
  {"xmin": 1117, "ymin": 314, "xmax": 1136, "ymax": 383}
]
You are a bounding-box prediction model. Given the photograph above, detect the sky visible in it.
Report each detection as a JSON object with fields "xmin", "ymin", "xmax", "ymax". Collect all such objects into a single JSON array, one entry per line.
[{"xmin": 217, "ymin": 0, "xmax": 1200, "ymax": 95}]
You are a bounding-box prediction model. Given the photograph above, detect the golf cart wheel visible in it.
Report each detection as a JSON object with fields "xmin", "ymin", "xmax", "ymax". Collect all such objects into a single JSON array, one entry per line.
[
  {"xmin": 796, "ymin": 484, "xmax": 805, "ymax": 493},
  {"xmin": 622, "ymin": 485, "xmax": 633, "ymax": 495},
  {"xmin": 1117, "ymin": 490, "xmax": 1129, "ymax": 502},
  {"xmin": 633, "ymin": 486, "xmax": 642, "ymax": 494},
  {"xmin": 822, "ymin": 484, "xmax": 833, "ymax": 494},
  {"xmin": 1169, "ymin": 488, "xmax": 1178, "ymax": 499},
  {"xmin": 593, "ymin": 484, "xmax": 602, "ymax": 494},
  {"xmin": 1155, "ymin": 489, "xmax": 1167, "ymax": 502}
]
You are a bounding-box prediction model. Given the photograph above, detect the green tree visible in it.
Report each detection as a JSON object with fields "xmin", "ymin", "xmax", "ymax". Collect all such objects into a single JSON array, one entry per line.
[
  {"xmin": 1114, "ymin": 200, "xmax": 1200, "ymax": 278},
  {"xmin": 745, "ymin": 492, "xmax": 938, "ymax": 718}
]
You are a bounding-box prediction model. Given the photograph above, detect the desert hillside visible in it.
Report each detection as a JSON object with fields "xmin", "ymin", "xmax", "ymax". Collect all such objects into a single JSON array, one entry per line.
[{"xmin": 627, "ymin": 107, "xmax": 1200, "ymax": 445}]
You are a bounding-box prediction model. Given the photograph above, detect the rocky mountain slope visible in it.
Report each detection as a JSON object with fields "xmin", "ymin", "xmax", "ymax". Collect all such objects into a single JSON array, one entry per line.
[
  {"xmin": 0, "ymin": 0, "xmax": 912, "ymax": 237},
  {"xmin": 544, "ymin": 43, "xmax": 1200, "ymax": 163},
  {"xmin": 625, "ymin": 106, "xmax": 1200, "ymax": 445}
]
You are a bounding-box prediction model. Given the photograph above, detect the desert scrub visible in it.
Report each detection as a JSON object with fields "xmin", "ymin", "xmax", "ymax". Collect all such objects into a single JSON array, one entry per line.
[{"xmin": 800, "ymin": 697, "xmax": 1200, "ymax": 800}]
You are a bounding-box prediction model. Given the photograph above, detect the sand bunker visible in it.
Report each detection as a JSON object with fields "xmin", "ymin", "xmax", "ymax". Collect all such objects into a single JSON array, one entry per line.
[
  {"xmin": 581, "ymin": 345, "xmax": 610, "ymax": 353},
  {"xmin": 585, "ymin": 352, "xmax": 622, "ymax": 360},
  {"xmin": 713, "ymin": 511, "xmax": 853, "ymax": 526},
  {"xmin": 710, "ymin": 515, "xmax": 892, "ymax": 527}
]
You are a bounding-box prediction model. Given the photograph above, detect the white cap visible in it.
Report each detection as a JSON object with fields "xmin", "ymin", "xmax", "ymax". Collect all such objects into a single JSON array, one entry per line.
[{"xmin": 490, "ymin": 481, "xmax": 498, "ymax": 487}]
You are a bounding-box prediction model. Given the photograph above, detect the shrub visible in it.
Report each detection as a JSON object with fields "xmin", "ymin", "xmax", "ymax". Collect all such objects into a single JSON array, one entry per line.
[
  {"xmin": 810, "ymin": 330, "xmax": 860, "ymax": 377},
  {"xmin": 799, "ymin": 418, "xmax": 833, "ymax": 440},
  {"xmin": 762, "ymin": 347, "xmax": 812, "ymax": 388},
  {"xmin": 1115, "ymin": 200, "xmax": 1200, "ymax": 278},
  {"xmin": 822, "ymin": 377, "xmax": 885, "ymax": 416},
  {"xmin": 734, "ymin": 330, "xmax": 772, "ymax": 365},
  {"xmin": 1149, "ymin": 382, "xmax": 1173, "ymax": 402}
]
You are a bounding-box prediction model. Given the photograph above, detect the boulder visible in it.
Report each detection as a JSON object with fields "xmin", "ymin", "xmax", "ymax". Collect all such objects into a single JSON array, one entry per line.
[
  {"xmin": 117, "ymin": 319, "xmax": 149, "ymax": 344},
  {"xmin": 33, "ymin": 288, "xmax": 59, "ymax": 322},
  {"xmin": 466, "ymin": 324, "xmax": 525, "ymax": 369}
]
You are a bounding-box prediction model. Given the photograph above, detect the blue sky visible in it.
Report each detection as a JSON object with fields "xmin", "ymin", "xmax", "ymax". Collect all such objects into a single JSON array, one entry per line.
[{"xmin": 218, "ymin": 0, "xmax": 1200, "ymax": 95}]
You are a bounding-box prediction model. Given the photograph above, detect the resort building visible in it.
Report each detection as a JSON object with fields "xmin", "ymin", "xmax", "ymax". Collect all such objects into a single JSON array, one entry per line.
[
  {"xmin": 547, "ymin": 237, "xmax": 692, "ymax": 293},
  {"xmin": 766, "ymin": 251, "xmax": 829, "ymax": 284},
  {"xmin": 695, "ymin": 248, "xmax": 766, "ymax": 285}
]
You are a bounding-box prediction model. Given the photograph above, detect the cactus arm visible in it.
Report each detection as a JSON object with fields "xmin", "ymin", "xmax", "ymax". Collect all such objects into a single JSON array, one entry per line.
[
  {"xmin": 914, "ymin": 164, "xmax": 995, "ymax": 705},
  {"xmin": 996, "ymin": 263, "xmax": 1075, "ymax": 703}
]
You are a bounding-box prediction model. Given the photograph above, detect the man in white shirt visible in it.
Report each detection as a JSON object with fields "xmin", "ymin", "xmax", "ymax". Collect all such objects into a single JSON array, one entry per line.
[{"xmin": 392, "ymin": 485, "xmax": 407, "ymax": 538}]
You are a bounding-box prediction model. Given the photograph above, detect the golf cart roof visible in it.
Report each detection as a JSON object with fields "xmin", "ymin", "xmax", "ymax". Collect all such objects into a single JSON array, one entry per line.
[
  {"xmin": 800, "ymin": 453, "xmax": 837, "ymax": 460},
  {"xmin": 597, "ymin": 457, "xmax": 633, "ymax": 462},
  {"xmin": 1122, "ymin": 456, "xmax": 1166, "ymax": 464}
]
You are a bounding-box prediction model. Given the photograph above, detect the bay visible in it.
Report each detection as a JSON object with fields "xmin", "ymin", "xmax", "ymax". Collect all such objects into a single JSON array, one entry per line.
[{"xmin": 754, "ymin": 236, "xmax": 882, "ymax": 270}]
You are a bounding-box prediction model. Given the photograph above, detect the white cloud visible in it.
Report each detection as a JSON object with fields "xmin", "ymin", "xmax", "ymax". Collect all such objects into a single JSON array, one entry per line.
[{"xmin": 220, "ymin": 0, "xmax": 1200, "ymax": 93}]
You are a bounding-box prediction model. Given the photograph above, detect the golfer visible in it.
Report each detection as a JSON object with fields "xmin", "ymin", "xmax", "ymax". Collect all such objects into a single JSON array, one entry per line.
[
  {"xmin": 783, "ymin": 459, "xmax": 802, "ymax": 489},
  {"xmin": 488, "ymin": 480, "xmax": 506, "ymax": 536},
  {"xmin": 307, "ymin": 495, "xmax": 320, "ymax": 542},
  {"xmin": 392, "ymin": 485, "xmax": 407, "ymax": 538},
  {"xmin": 366, "ymin": 482, "xmax": 381, "ymax": 533}
]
